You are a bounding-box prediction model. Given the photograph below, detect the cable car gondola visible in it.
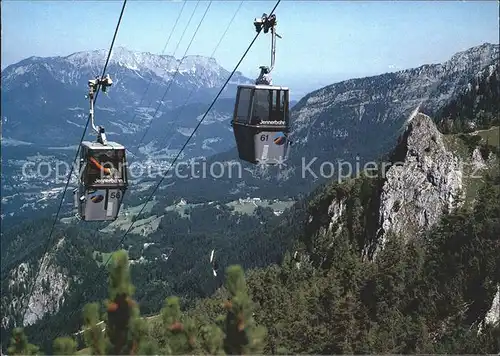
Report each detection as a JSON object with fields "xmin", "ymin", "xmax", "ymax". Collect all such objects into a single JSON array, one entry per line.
[
  {"xmin": 231, "ymin": 13, "xmax": 291, "ymax": 165},
  {"xmin": 73, "ymin": 75, "xmax": 128, "ymax": 221}
]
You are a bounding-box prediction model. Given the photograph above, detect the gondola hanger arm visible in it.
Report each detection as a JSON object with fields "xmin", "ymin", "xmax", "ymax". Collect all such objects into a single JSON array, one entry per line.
[
  {"xmin": 87, "ymin": 74, "xmax": 113, "ymax": 145},
  {"xmin": 254, "ymin": 13, "xmax": 281, "ymax": 85}
]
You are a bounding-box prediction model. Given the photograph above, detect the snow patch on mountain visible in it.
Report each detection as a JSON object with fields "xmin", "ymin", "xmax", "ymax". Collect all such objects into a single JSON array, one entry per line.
[
  {"xmin": 66, "ymin": 120, "xmax": 85, "ymax": 129},
  {"xmin": 177, "ymin": 127, "xmax": 195, "ymax": 137},
  {"xmin": 202, "ymin": 137, "xmax": 222, "ymax": 151},
  {"xmin": 200, "ymin": 111, "xmax": 231, "ymax": 125},
  {"xmin": 60, "ymin": 47, "xmax": 234, "ymax": 87},
  {"xmin": 2, "ymin": 138, "xmax": 33, "ymax": 146}
]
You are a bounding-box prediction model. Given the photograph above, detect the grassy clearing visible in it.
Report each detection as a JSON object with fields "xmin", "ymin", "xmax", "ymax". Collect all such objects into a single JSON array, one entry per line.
[
  {"xmin": 76, "ymin": 347, "xmax": 90, "ymax": 354},
  {"xmin": 442, "ymin": 134, "xmax": 470, "ymax": 161},
  {"xmin": 99, "ymin": 201, "xmax": 157, "ymax": 234},
  {"xmin": 443, "ymin": 128, "xmax": 499, "ymax": 207},
  {"xmin": 165, "ymin": 201, "xmax": 204, "ymax": 218},
  {"xmin": 162, "ymin": 199, "xmax": 295, "ymax": 218},
  {"xmin": 92, "ymin": 251, "xmax": 114, "ymax": 267},
  {"xmin": 128, "ymin": 215, "xmax": 163, "ymax": 236},
  {"xmin": 226, "ymin": 198, "xmax": 295, "ymax": 216},
  {"xmin": 60, "ymin": 216, "xmax": 79, "ymax": 224},
  {"xmin": 474, "ymin": 126, "xmax": 499, "ymax": 147}
]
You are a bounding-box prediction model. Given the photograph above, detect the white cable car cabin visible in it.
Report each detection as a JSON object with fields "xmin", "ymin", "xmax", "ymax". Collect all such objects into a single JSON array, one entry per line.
[
  {"xmin": 75, "ymin": 141, "xmax": 128, "ymax": 221},
  {"xmin": 73, "ymin": 74, "xmax": 128, "ymax": 221},
  {"xmin": 231, "ymin": 13, "xmax": 291, "ymax": 165},
  {"xmin": 232, "ymin": 83, "xmax": 290, "ymax": 164}
]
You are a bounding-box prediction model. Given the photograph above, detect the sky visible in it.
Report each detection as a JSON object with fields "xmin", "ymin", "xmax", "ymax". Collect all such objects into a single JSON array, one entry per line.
[{"xmin": 2, "ymin": 0, "xmax": 499, "ymax": 96}]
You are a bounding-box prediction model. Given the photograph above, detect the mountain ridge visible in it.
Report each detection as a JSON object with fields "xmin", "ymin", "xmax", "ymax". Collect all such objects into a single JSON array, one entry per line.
[
  {"xmin": 1, "ymin": 42, "xmax": 499, "ymax": 351},
  {"xmin": 143, "ymin": 42, "xmax": 499, "ymax": 202},
  {"xmin": 2, "ymin": 43, "xmax": 497, "ymax": 220},
  {"xmin": 1, "ymin": 46, "xmax": 248, "ymax": 83}
]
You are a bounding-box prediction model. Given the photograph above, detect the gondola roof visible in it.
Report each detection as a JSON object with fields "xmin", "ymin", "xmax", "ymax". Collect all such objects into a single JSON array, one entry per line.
[{"xmin": 238, "ymin": 83, "xmax": 289, "ymax": 91}]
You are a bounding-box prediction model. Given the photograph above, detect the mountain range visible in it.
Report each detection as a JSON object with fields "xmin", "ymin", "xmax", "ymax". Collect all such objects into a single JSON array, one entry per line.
[
  {"xmin": 133, "ymin": 42, "xmax": 499, "ymax": 203},
  {"xmin": 0, "ymin": 46, "xmax": 290, "ymax": 219},
  {"xmin": 1, "ymin": 42, "xmax": 499, "ymax": 350},
  {"xmin": 0, "ymin": 47, "xmax": 296, "ymax": 221},
  {"xmin": 2, "ymin": 44, "xmax": 498, "ymax": 217},
  {"xmin": 1, "ymin": 46, "xmax": 255, "ymax": 153}
]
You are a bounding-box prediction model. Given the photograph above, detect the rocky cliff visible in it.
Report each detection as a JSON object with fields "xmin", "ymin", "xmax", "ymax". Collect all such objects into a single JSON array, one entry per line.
[
  {"xmin": 301, "ymin": 101, "xmax": 500, "ymax": 326},
  {"xmin": 1, "ymin": 238, "xmax": 70, "ymax": 328},
  {"xmin": 145, "ymin": 43, "xmax": 499, "ymax": 205},
  {"xmin": 290, "ymin": 43, "xmax": 498, "ymax": 173},
  {"xmin": 373, "ymin": 112, "xmax": 464, "ymax": 257}
]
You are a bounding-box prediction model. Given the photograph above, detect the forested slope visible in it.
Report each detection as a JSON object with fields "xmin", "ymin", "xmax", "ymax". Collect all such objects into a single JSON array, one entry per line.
[
  {"xmin": 6, "ymin": 120, "xmax": 500, "ymax": 354},
  {"xmin": 7, "ymin": 155, "xmax": 500, "ymax": 354},
  {"xmin": 3, "ymin": 45, "xmax": 499, "ymax": 354}
]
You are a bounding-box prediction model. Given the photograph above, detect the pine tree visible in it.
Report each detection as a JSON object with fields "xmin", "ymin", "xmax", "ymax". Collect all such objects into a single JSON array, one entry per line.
[
  {"xmin": 53, "ymin": 336, "xmax": 77, "ymax": 355},
  {"xmin": 83, "ymin": 302, "xmax": 105, "ymax": 355},
  {"xmin": 321, "ymin": 234, "xmax": 368, "ymax": 353},
  {"xmin": 159, "ymin": 296, "xmax": 198, "ymax": 354},
  {"xmin": 199, "ymin": 324, "xmax": 225, "ymax": 355},
  {"xmin": 7, "ymin": 328, "xmax": 40, "ymax": 355},
  {"xmin": 221, "ymin": 265, "xmax": 267, "ymax": 355},
  {"xmin": 104, "ymin": 250, "xmax": 145, "ymax": 355}
]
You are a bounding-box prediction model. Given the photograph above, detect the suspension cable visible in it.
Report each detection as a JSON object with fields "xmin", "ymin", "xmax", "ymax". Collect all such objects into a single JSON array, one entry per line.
[
  {"xmin": 110, "ymin": 0, "xmax": 242, "ymax": 275},
  {"xmin": 150, "ymin": 0, "xmax": 243, "ymax": 155},
  {"xmin": 50, "ymin": 0, "xmax": 211, "ymax": 336},
  {"xmin": 127, "ymin": 0, "xmax": 202, "ymax": 151},
  {"xmin": 107, "ymin": 0, "xmax": 281, "ymax": 266},
  {"xmin": 18, "ymin": 0, "xmax": 128, "ymax": 326},
  {"xmin": 77, "ymin": 0, "xmax": 239, "ymax": 262},
  {"xmin": 134, "ymin": 1, "xmax": 212, "ymax": 149},
  {"xmin": 111, "ymin": 1, "xmax": 209, "ymax": 222},
  {"xmin": 127, "ymin": 0, "xmax": 187, "ymax": 127},
  {"xmin": 56, "ymin": 0, "xmax": 281, "ymax": 337}
]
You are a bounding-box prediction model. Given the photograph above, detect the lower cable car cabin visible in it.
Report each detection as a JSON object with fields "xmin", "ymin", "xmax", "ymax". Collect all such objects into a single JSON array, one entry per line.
[
  {"xmin": 74, "ymin": 141, "xmax": 128, "ymax": 221},
  {"xmin": 231, "ymin": 84, "xmax": 290, "ymax": 164}
]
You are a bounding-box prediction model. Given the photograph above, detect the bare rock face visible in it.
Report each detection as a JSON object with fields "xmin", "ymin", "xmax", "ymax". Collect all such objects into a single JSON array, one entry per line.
[
  {"xmin": 22, "ymin": 248, "xmax": 69, "ymax": 326},
  {"xmin": 484, "ymin": 285, "xmax": 500, "ymax": 326},
  {"xmin": 1, "ymin": 237, "xmax": 70, "ymax": 328},
  {"xmin": 327, "ymin": 198, "xmax": 346, "ymax": 233},
  {"xmin": 373, "ymin": 112, "xmax": 463, "ymax": 257}
]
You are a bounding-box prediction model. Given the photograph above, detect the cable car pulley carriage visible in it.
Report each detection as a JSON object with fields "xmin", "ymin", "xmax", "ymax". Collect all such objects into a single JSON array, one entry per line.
[
  {"xmin": 73, "ymin": 75, "xmax": 128, "ymax": 221},
  {"xmin": 231, "ymin": 13, "xmax": 291, "ymax": 165}
]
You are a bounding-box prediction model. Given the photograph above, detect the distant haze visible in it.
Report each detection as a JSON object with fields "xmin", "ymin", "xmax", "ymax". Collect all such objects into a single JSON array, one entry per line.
[{"xmin": 2, "ymin": 0, "xmax": 498, "ymax": 96}]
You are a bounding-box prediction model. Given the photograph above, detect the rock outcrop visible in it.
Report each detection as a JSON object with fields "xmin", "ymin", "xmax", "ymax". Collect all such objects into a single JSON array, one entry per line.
[
  {"xmin": 484, "ymin": 285, "xmax": 500, "ymax": 327},
  {"xmin": 372, "ymin": 112, "xmax": 463, "ymax": 257},
  {"xmin": 1, "ymin": 237, "xmax": 70, "ymax": 328}
]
